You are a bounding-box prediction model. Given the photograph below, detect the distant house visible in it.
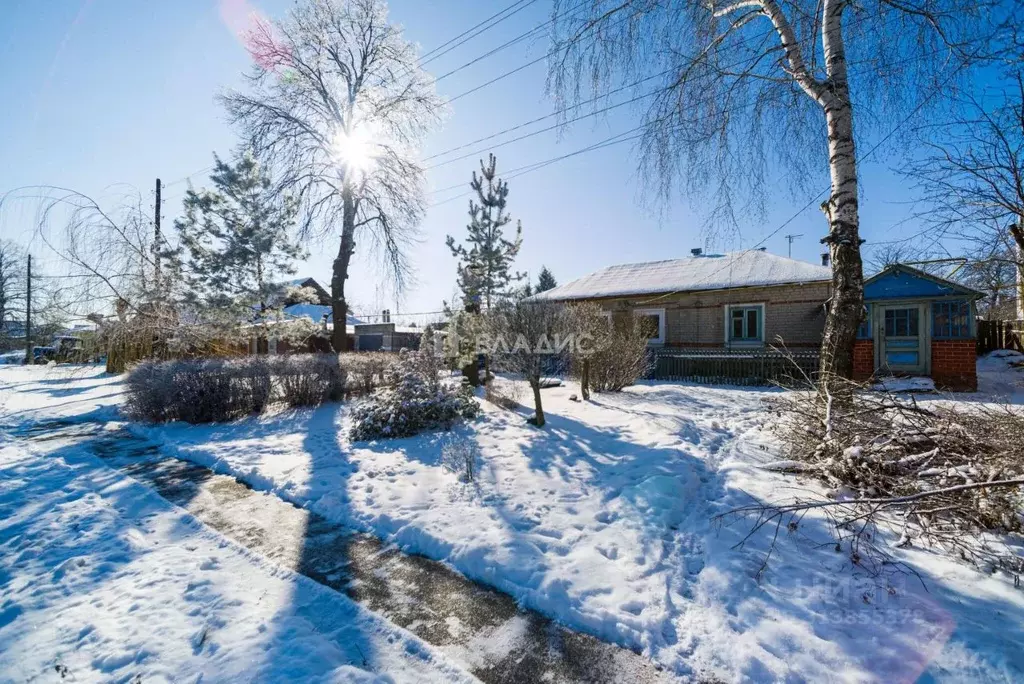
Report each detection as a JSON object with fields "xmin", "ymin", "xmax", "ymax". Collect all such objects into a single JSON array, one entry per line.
[
  {"xmin": 530, "ymin": 249, "xmax": 831, "ymax": 351},
  {"xmin": 280, "ymin": 277, "xmax": 332, "ymax": 306},
  {"xmin": 254, "ymin": 277, "xmax": 422, "ymax": 353},
  {"xmin": 531, "ymin": 250, "xmax": 980, "ymax": 391}
]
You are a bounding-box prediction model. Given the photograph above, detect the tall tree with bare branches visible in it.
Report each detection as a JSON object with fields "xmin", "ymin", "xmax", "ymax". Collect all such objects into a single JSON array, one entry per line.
[
  {"xmin": 908, "ymin": 72, "xmax": 1024, "ymax": 318},
  {"xmin": 547, "ymin": 0, "xmax": 1008, "ymax": 389},
  {"xmin": 0, "ymin": 240, "xmax": 26, "ymax": 343},
  {"xmin": 220, "ymin": 0, "xmax": 443, "ymax": 351}
]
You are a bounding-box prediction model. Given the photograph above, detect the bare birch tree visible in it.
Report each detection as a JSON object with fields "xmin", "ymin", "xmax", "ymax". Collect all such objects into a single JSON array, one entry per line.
[
  {"xmin": 546, "ymin": 0, "xmax": 1005, "ymax": 388},
  {"xmin": 220, "ymin": 0, "xmax": 443, "ymax": 351}
]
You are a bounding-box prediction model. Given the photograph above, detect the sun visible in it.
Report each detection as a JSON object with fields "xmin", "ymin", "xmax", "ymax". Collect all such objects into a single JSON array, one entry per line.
[{"xmin": 330, "ymin": 125, "xmax": 378, "ymax": 177}]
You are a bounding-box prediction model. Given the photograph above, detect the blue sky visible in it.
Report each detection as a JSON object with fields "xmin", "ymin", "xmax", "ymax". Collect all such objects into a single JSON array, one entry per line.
[{"xmin": 0, "ymin": 0, "xmax": 957, "ymax": 322}]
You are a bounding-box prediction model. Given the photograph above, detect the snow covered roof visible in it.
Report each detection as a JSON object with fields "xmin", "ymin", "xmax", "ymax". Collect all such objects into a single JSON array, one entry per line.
[
  {"xmin": 282, "ymin": 303, "xmax": 363, "ymax": 326},
  {"xmin": 528, "ymin": 250, "xmax": 831, "ymax": 301}
]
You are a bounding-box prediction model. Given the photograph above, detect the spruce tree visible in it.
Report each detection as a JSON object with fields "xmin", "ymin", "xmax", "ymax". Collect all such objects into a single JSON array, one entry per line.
[
  {"xmin": 176, "ymin": 153, "xmax": 303, "ymax": 317},
  {"xmin": 535, "ymin": 266, "xmax": 557, "ymax": 293},
  {"xmin": 446, "ymin": 154, "xmax": 524, "ymax": 311}
]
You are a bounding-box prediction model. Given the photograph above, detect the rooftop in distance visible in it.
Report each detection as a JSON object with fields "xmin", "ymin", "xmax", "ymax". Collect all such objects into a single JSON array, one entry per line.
[{"xmin": 529, "ymin": 249, "xmax": 832, "ymax": 301}]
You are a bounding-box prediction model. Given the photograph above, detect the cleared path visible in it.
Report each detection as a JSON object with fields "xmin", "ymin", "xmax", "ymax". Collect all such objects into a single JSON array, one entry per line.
[{"xmin": 24, "ymin": 421, "xmax": 671, "ymax": 684}]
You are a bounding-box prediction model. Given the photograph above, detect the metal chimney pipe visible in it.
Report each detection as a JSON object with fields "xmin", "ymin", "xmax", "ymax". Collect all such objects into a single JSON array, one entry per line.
[{"xmin": 821, "ymin": 253, "xmax": 831, "ymax": 267}]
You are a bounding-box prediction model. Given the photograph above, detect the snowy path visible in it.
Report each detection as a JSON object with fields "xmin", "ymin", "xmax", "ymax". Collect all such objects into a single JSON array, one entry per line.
[
  {"xmin": 0, "ymin": 425, "xmax": 476, "ymax": 683},
  {"xmin": 44, "ymin": 421, "xmax": 665, "ymax": 683}
]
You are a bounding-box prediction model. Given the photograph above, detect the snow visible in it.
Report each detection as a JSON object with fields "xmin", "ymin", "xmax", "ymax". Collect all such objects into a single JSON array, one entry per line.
[
  {"xmin": 283, "ymin": 303, "xmax": 363, "ymax": 326},
  {"xmin": 976, "ymin": 350, "xmax": 1024, "ymax": 400},
  {"xmin": 0, "ymin": 370, "xmax": 476, "ymax": 683},
  {"xmin": 0, "ymin": 351, "xmax": 24, "ymax": 365},
  {"xmin": 5, "ymin": 364, "xmax": 1024, "ymax": 681},
  {"xmin": 528, "ymin": 250, "xmax": 830, "ymax": 301},
  {"xmin": 871, "ymin": 376, "xmax": 937, "ymax": 393}
]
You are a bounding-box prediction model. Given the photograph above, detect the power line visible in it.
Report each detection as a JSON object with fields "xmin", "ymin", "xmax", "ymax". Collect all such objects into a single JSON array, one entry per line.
[
  {"xmin": 631, "ymin": 57, "xmax": 972, "ymax": 307},
  {"xmin": 427, "ymin": 89, "xmax": 659, "ymax": 170},
  {"xmin": 419, "ymin": 0, "xmax": 539, "ymax": 67},
  {"xmin": 435, "ymin": 0, "xmax": 590, "ymax": 83},
  {"xmin": 425, "ymin": 69, "xmax": 674, "ymax": 162}
]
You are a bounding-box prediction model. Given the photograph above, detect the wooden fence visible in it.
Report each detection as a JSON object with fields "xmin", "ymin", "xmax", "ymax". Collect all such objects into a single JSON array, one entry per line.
[
  {"xmin": 977, "ymin": 319, "xmax": 1024, "ymax": 355},
  {"xmin": 651, "ymin": 348, "xmax": 820, "ymax": 387}
]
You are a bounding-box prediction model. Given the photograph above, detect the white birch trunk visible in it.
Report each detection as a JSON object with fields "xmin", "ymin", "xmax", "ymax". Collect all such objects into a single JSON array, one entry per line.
[
  {"xmin": 818, "ymin": 0, "xmax": 865, "ymax": 385},
  {"xmin": 758, "ymin": 0, "xmax": 865, "ymax": 386}
]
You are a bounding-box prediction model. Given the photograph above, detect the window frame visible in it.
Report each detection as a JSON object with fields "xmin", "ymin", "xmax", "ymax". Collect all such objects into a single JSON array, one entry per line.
[
  {"xmin": 932, "ymin": 300, "xmax": 972, "ymax": 339},
  {"xmin": 723, "ymin": 303, "xmax": 765, "ymax": 347},
  {"xmin": 633, "ymin": 307, "xmax": 666, "ymax": 345}
]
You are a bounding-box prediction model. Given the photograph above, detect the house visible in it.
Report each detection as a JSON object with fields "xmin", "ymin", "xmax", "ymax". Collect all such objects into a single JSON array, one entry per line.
[
  {"xmin": 855, "ymin": 264, "xmax": 982, "ymax": 391},
  {"xmin": 253, "ymin": 277, "xmax": 424, "ymax": 353},
  {"xmin": 530, "ymin": 249, "xmax": 832, "ymax": 351},
  {"xmin": 530, "ymin": 250, "xmax": 980, "ymax": 391}
]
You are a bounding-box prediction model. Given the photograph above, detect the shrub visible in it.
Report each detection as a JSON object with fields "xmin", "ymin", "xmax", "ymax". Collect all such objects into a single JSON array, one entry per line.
[
  {"xmin": 586, "ymin": 312, "xmax": 654, "ymax": 393},
  {"xmin": 276, "ymin": 354, "xmax": 347, "ymax": 406},
  {"xmin": 125, "ymin": 353, "xmax": 353, "ymax": 423},
  {"xmin": 441, "ymin": 436, "xmax": 479, "ymax": 482},
  {"xmin": 124, "ymin": 357, "xmax": 270, "ymax": 423},
  {"xmin": 349, "ymin": 351, "xmax": 480, "ymax": 441},
  {"xmin": 342, "ymin": 353, "xmax": 397, "ymax": 396}
]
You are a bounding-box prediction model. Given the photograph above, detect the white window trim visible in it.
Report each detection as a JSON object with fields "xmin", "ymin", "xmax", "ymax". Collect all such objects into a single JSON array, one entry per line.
[
  {"xmin": 600, "ymin": 310, "xmax": 613, "ymax": 323},
  {"xmin": 723, "ymin": 303, "xmax": 766, "ymax": 347},
  {"xmin": 634, "ymin": 308, "xmax": 666, "ymax": 345}
]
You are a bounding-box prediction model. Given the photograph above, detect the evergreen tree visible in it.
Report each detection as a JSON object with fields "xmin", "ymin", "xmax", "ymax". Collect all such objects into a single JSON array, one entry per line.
[
  {"xmin": 535, "ymin": 266, "xmax": 557, "ymax": 293},
  {"xmin": 446, "ymin": 154, "xmax": 524, "ymax": 311},
  {"xmin": 175, "ymin": 153, "xmax": 303, "ymax": 317}
]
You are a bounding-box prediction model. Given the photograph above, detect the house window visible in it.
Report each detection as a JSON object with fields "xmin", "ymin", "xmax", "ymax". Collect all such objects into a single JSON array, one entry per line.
[
  {"xmin": 633, "ymin": 308, "xmax": 665, "ymax": 344},
  {"xmin": 932, "ymin": 301, "xmax": 970, "ymax": 338},
  {"xmin": 884, "ymin": 308, "xmax": 919, "ymax": 337},
  {"xmin": 857, "ymin": 304, "xmax": 871, "ymax": 339},
  {"xmin": 268, "ymin": 337, "xmax": 278, "ymax": 355},
  {"xmin": 726, "ymin": 304, "xmax": 764, "ymax": 344}
]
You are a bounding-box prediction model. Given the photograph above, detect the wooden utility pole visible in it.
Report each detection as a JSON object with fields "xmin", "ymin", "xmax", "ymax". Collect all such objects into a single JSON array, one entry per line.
[
  {"xmin": 154, "ymin": 177, "xmax": 162, "ymax": 293},
  {"xmin": 24, "ymin": 254, "xmax": 31, "ymax": 365}
]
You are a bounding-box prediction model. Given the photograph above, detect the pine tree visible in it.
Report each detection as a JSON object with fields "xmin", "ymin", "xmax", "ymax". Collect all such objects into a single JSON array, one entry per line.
[
  {"xmin": 446, "ymin": 154, "xmax": 524, "ymax": 311},
  {"xmin": 535, "ymin": 266, "xmax": 557, "ymax": 293},
  {"xmin": 175, "ymin": 153, "xmax": 303, "ymax": 317}
]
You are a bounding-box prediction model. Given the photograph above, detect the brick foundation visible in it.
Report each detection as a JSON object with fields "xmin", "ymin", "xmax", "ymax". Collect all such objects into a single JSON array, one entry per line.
[
  {"xmin": 931, "ymin": 339, "xmax": 977, "ymax": 392},
  {"xmin": 853, "ymin": 339, "xmax": 874, "ymax": 381}
]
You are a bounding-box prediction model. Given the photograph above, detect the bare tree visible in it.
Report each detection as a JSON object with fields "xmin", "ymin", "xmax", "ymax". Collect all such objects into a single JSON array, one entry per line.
[
  {"xmin": 546, "ymin": 0, "xmax": 1005, "ymax": 390},
  {"xmin": 0, "ymin": 240, "xmax": 26, "ymax": 343},
  {"xmin": 908, "ymin": 73, "xmax": 1024, "ymax": 318},
  {"xmin": 220, "ymin": 0, "xmax": 444, "ymax": 351},
  {"xmin": 489, "ymin": 300, "xmax": 568, "ymax": 427}
]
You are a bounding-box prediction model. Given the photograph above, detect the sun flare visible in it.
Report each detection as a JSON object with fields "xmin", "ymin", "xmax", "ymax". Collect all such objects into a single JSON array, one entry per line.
[{"xmin": 330, "ymin": 126, "xmax": 378, "ymax": 176}]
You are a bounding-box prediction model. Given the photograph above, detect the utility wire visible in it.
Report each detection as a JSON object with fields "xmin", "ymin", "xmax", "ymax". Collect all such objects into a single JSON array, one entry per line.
[
  {"xmin": 419, "ymin": 0, "xmax": 539, "ymax": 67},
  {"xmin": 631, "ymin": 58, "xmax": 972, "ymax": 307}
]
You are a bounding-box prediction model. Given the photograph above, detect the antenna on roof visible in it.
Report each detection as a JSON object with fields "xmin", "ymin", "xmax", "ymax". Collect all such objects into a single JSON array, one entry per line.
[{"xmin": 784, "ymin": 233, "xmax": 804, "ymax": 258}]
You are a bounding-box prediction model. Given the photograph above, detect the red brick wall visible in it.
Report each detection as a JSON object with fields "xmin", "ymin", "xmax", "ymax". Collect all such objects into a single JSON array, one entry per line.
[
  {"xmin": 931, "ymin": 339, "xmax": 977, "ymax": 391},
  {"xmin": 853, "ymin": 339, "xmax": 874, "ymax": 381}
]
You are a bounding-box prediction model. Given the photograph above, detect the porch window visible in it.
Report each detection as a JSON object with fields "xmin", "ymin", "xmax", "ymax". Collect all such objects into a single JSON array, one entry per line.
[
  {"xmin": 932, "ymin": 301, "xmax": 970, "ymax": 339},
  {"xmin": 633, "ymin": 308, "xmax": 665, "ymax": 344},
  {"xmin": 884, "ymin": 307, "xmax": 918, "ymax": 337},
  {"xmin": 726, "ymin": 304, "xmax": 764, "ymax": 344}
]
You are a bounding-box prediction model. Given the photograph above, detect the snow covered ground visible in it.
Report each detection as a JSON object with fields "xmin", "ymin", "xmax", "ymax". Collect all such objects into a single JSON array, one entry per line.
[
  {"xmin": 0, "ymin": 369, "xmax": 476, "ymax": 683},
  {"xmin": 3, "ymin": 357, "xmax": 1024, "ymax": 681}
]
